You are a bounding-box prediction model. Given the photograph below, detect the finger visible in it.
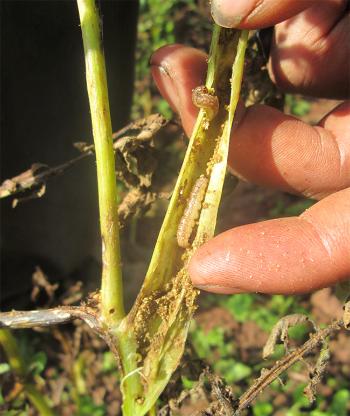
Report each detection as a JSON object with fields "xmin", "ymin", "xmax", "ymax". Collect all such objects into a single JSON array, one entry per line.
[
  {"xmin": 229, "ymin": 101, "xmax": 350, "ymax": 199},
  {"xmin": 213, "ymin": 0, "xmax": 349, "ymax": 98},
  {"xmin": 189, "ymin": 188, "xmax": 350, "ymax": 295},
  {"xmin": 150, "ymin": 44, "xmax": 207, "ymax": 135},
  {"xmin": 269, "ymin": 2, "xmax": 350, "ymax": 98},
  {"xmin": 210, "ymin": 0, "xmax": 319, "ymax": 28},
  {"xmin": 151, "ymin": 45, "xmax": 350, "ymax": 199}
]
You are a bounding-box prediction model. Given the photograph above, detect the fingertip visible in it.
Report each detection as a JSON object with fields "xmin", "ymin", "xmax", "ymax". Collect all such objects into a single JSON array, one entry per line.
[
  {"xmin": 227, "ymin": 102, "xmax": 350, "ymax": 199},
  {"xmin": 189, "ymin": 249, "xmax": 245, "ymax": 295},
  {"xmin": 211, "ymin": 0, "xmax": 315, "ymax": 29},
  {"xmin": 151, "ymin": 62, "xmax": 180, "ymax": 115},
  {"xmin": 150, "ymin": 44, "xmax": 208, "ymax": 136},
  {"xmin": 189, "ymin": 212, "xmax": 350, "ymax": 295},
  {"xmin": 211, "ymin": 0, "xmax": 255, "ymax": 28},
  {"xmin": 194, "ymin": 284, "xmax": 246, "ymax": 295},
  {"xmin": 149, "ymin": 43, "xmax": 183, "ymax": 67}
]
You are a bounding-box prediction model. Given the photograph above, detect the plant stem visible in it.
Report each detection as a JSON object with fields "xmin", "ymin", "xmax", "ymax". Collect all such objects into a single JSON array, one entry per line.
[
  {"xmin": 77, "ymin": 0, "xmax": 124, "ymax": 323},
  {"xmin": 0, "ymin": 329, "xmax": 26, "ymax": 378},
  {"xmin": 148, "ymin": 404, "xmax": 157, "ymax": 416},
  {"xmin": 25, "ymin": 384, "xmax": 56, "ymax": 416},
  {"xmin": 0, "ymin": 329, "xmax": 56, "ymax": 416}
]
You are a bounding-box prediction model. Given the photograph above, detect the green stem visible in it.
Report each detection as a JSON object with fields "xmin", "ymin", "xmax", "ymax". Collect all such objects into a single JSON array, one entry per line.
[
  {"xmin": 148, "ymin": 404, "xmax": 157, "ymax": 416},
  {"xmin": 77, "ymin": 0, "xmax": 124, "ymax": 323},
  {"xmin": 0, "ymin": 329, "xmax": 55, "ymax": 416},
  {"xmin": 25, "ymin": 384, "xmax": 56, "ymax": 416},
  {"xmin": 0, "ymin": 329, "xmax": 26, "ymax": 378}
]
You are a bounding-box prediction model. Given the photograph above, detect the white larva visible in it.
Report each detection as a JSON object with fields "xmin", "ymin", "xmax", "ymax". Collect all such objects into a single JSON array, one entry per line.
[{"xmin": 177, "ymin": 175, "xmax": 208, "ymax": 248}]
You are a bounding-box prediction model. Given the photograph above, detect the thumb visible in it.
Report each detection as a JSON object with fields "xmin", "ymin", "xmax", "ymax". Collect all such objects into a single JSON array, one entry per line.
[
  {"xmin": 189, "ymin": 188, "xmax": 350, "ymax": 295},
  {"xmin": 150, "ymin": 44, "xmax": 207, "ymax": 136},
  {"xmin": 211, "ymin": 0, "xmax": 319, "ymax": 28}
]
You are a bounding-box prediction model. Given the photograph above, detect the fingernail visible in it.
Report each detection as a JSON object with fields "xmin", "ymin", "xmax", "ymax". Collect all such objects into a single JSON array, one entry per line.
[
  {"xmin": 194, "ymin": 284, "xmax": 245, "ymax": 294},
  {"xmin": 211, "ymin": 0, "xmax": 255, "ymax": 28},
  {"xmin": 151, "ymin": 63, "xmax": 181, "ymax": 112}
]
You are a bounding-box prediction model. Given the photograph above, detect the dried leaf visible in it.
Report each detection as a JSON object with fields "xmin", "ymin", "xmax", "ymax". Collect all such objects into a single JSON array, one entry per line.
[
  {"xmin": 31, "ymin": 266, "xmax": 59, "ymax": 304},
  {"xmin": 304, "ymin": 343, "xmax": 330, "ymax": 403},
  {"xmin": 263, "ymin": 314, "xmax": 317, "ymax": 359}
]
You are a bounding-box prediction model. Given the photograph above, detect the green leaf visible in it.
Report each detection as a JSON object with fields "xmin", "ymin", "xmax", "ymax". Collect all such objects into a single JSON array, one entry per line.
[
  {"xmin": 269, "ymin": 295, "xmax": 295, "ymax": 315},
  {"xmin": 285, "ymin": 383, "xmax": 312, "ymax": 414},
  {"xmin": 251, "ymin": 308, "xmax": 278, "ymax": 332},
  {"xmin": 156, "ymin": 98, "xmax": 173, "ymax": 119},
  {"xmin": 269, "ymin": 198, "xmax": 315, "ymax": 218},
  {"xmin": 222, "ymin": 294, "xmax": 254, "ymax": 322},
  {"xmin": 288, "ymin": 323, "xmax": 309, "ymax": 341},
  {"xmin": 284, "ymin": 200, "xmax": 315, "ymax": 216},
  {"xmin": 285, "ymin": 95, "xmax": 311, "ymax": 117},
  {"xmin": 190, "ymin": 327, "xmax": 225, "ymax": 359},
  {"xmin": 330, "ymin": 389, "xmax": 350, "ymax": 416},
  {"xmin": 78, "ymin": 396, "xmax": 106, "ymax": 416},
  {"xmin": 215, "ymin": 359, "xmax": 252, "ymax": 383},
  {"xmin": 181, "ymin": 376, "xmax": 196, "ymax": 389},
  {"xmin": 0, "ymin": 362, "xmax": 10, "ymax": 375},
  {"xmin": 326, "ymin": 378, "xmax": 337, "ymax": 388},
  {"xmin": 29, "ymin": 351, "xmax": 47, "ymax": 375},
  {"xmin": 253, "ymin": 402, "xmax": 274, "ymax": 416},
  {"xmin": 102, "ymin": 351, "xmax": 117, "ymax": 373}
]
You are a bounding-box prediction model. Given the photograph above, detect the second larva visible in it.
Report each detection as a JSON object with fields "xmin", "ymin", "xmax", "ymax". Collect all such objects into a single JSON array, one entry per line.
[{"xmin": 177, "ymin": 175, "xmax": 209, "ymax": 248}]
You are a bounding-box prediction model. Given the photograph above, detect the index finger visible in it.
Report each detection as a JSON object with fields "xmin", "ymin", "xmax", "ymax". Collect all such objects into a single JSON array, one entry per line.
[{"xmin": 211, "ymin": 0, "xmax": 323, "ymax": 28}]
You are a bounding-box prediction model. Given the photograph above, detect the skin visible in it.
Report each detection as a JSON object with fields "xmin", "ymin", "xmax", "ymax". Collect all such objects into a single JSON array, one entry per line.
[{"xmin": 150, "ymin": 0, "xmax": 350, "ymax": 295}]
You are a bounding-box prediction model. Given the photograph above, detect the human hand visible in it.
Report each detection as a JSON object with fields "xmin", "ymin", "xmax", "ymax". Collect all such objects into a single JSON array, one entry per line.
[{"xmin": 151, "ymin": 0, "xmax": 350, "ymax": 295}]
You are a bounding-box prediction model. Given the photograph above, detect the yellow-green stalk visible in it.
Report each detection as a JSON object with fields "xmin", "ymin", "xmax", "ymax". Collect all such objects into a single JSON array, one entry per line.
[
  {"xmin": 77, "ymin": 0, "xmax": 124, "ymax": 324},
  {"xmin": 117, "ymin": 26, "xmax": 249, "ymax": 415}
]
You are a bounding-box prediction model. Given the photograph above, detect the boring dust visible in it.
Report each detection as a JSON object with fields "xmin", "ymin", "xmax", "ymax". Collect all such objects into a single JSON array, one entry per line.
[{"xmin": 130, "ymin": 265, "xmax": 199, "ymax": 362}]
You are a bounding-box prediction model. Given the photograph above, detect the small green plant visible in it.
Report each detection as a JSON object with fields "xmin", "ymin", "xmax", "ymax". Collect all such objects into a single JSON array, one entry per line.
[
  {"xmin": 218, "ymin": 293, "xmax": 307, "ymax": 333},
  {"xmin": 0, "ymin": 329, "xmax": 55, "ymax": 415},
  {"xmin": 77, "ymin": 396, "xmax": 106, "ymax": 416},
  {"xmin": 189, "ymin": 295, "xmax": 349, "ymax": 415},
  {"xmin": 253, "ymin": 402, "xmax": 273, "ymax": 416}
]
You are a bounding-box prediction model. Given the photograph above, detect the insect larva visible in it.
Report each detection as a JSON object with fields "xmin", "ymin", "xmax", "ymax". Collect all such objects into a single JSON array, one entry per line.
[
  {"xmin": 177, "ymin": 175, "xmax": 208, "ymax": 248},
  {"xmin": 192, "ymin": 85, "xmax": 219, "ymax": 121}
]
